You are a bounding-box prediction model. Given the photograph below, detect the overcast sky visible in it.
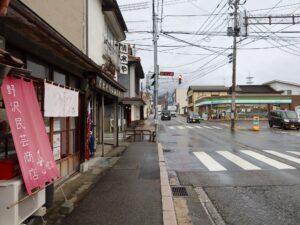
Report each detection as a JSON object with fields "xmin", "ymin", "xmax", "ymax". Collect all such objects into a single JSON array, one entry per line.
[{"xmin": 117, "ymin": 0, "xmax": 300, "ymax": 93}]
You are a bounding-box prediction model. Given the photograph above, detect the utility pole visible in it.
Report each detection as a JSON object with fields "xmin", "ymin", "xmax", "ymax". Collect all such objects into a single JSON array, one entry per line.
[
  {"xmin": 230, "ymin": 0, "xmax": 239, "ymax": 131},
  {"xmin": 153, "ymin": 0, "xmax": 159, "ymax": 142}
]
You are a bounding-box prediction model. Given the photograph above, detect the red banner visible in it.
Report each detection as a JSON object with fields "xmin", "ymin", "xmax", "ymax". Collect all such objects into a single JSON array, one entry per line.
[
  {"xmin": 1, "ymin": 76, "xmax": 60, "ymax": 195},
  {"xmin": 160, "ymin": 71, "xmax": 174, "ymax": 76}
]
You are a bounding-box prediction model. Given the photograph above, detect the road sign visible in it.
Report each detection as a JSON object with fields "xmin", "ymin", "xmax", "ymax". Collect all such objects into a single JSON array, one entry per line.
[{"xmin": 160, "ymin": 71, "xmax": 174, "ymax": 76}]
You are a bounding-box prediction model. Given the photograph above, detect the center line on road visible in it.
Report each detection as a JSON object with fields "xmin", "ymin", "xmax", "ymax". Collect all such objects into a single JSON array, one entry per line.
[
  {"xmin": 177, "ymin": 126, "xmax": 184, "ymax": 129},
  {"xmin": 193, "ymin": 152, "xmax": 227, "ymax": 171},
  {"xmin": 195, "ymin": 126, "xmax": 203, "ymax": 129},
  {"xmin": 186, "ymin": 126, "xmax": 194, "ymax": 129},
  {"xmin": 212, "ymin": 126, "xmax": 222, "ymax": 130},
  {"xmin": 241, "ymin": 150, "xmax": 295, "ymax": 170},
  {"xmin": 168, "ymin": 126, "xmax": 175, "ymax": 130},
  {"xmin": 217, "ymin": 151, "xmax": 261, "ymax": 170},
  {"xmin": 264, "ymin": 150, "xmax": 300, "ymax": 165}
]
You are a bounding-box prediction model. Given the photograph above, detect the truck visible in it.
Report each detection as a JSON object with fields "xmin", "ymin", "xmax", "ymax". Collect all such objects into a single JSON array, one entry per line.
[{"xmin": 167, "ymin": 105, "xmax": 177, "ymax": 117}]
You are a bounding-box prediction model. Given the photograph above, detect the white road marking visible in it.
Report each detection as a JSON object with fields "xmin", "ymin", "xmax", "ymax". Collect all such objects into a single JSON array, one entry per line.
[
  {"xmin": 203, "ymin": 126, "xmax": 213, "ymax": 129},
  {"xmin": 287, "ymin": 151, "xmax": 300, "ymax": 156},
  {"xmin": 186, "ymin": 126, "xmax": 194, "ymax": 129},
  {"xmin": 217, "ymin": 151, "xmax": 261, "ymax": 170},
  {"xmin": 212, "ymin": 126, "xmax": 222, "ymax": 130},
  {"xmin": 241, "ymin": 150, "xmax": 295, "ymax": 170},
  {"xmin": 195, "ymin": 126, "xmax": 203, "ymax": 129},
  {"xmin": 177, "ymin": 126, "xmax": 184, "ymax": 130},
  {"xmin": 168, "ymin": 126, "xmax": 175, "ymax": 130},
  {"xmin": 193, "ymin": 152, "xmax": 227, "ymax": 171},
  {"xmin": 264, "ymin": 150, "xmax": 300, "ymax": 165}
]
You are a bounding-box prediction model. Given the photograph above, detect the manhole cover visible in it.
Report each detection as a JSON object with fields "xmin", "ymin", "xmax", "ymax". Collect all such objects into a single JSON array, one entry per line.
[
  {"xmin": 163, "ymin": 149, "xmax": 172, "ymax": 152},
  {"xmin": 171, "ymin": 186, "xmax": 188, "ymax": 197}
]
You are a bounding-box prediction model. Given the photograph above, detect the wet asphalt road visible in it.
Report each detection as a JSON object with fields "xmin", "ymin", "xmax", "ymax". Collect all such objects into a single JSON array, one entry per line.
[{"xmin": 159, "ymin": 115, "xmax": 300, "ymax": 225}]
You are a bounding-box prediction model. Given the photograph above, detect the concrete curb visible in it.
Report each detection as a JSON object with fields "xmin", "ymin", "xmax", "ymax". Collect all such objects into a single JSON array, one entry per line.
[{"xmin": 158, "ymin": 143, "xmax": 178, "ymax": 225}]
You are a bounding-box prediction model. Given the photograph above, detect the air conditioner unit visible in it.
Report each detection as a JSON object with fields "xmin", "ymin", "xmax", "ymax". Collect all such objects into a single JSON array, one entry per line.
[{"xmin": 0, "ymin": 178, "xmax": 45, "ymax": 225}]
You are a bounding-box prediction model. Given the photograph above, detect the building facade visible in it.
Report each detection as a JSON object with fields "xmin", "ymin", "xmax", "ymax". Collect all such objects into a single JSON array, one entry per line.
[
  {"xmin": 175, "ymin": 88, "xmax": 188, "ymax": 115},
  {"xmin": 118, "ymin": 52, "xmax": 145, "ymax": 127},
  {"xmin": 263, "ymin": 80, "xmax": 300, "ymax": 95},
  {"xmin": 187, "ymin": 86, "xmax": 228, "ymax": 112},
  {"xmin": 0, "ymin": 1, "xmax": 129, "ymax": 222}
]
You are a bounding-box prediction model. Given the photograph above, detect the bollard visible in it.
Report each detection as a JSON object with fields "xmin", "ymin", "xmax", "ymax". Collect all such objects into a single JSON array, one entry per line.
[{"xmin": 252, "ymin": 116, "xmax": 260, "ymax": 131}]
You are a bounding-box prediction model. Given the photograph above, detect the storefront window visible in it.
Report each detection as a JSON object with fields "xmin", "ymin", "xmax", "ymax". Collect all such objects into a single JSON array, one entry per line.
[
  {"xmin": 27, "ymin": 58, "xmax": 50, "ymax": 80},
  {"xmin": 69, "ymin": 76, "xmax": 79, "ymax": 89},
  {"xmin": 53, "ymin": 71, "xmax": 66, "ymax": 85}
]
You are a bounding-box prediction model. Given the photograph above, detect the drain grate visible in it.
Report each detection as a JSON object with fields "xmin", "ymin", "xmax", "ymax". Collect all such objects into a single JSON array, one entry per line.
[{"xmin": 171, "ymin": 186, "xmax": 188, "ymax": 197}]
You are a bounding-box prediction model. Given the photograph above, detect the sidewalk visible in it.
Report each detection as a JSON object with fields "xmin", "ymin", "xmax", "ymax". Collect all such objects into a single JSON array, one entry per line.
[
  {"xmin": 59, "ymin": 142, "xmax": 163, "ymax": 225},
  {"xmin": 31, "ymin": 119, "xmax": 177, "ymax": 225}
]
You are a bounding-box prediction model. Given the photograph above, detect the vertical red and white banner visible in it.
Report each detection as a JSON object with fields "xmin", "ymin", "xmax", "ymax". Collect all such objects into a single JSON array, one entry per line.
[
  {"xmin": 1, "ymin": 76, "xmax": 60, "ymax": 195},
  {"xmin": 85, "ymin": 101, "xmax": 91, "ymax": 160}
]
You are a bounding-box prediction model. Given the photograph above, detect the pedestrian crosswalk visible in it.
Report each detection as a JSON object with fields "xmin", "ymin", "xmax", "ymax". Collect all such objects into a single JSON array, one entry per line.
[
  {"xmin": 167, "ymin": 125, "xmax": 223, "ymax": 130},
  {"xmin": 193, "ymin": 150, "xmax": 300, "ymax": 172}
]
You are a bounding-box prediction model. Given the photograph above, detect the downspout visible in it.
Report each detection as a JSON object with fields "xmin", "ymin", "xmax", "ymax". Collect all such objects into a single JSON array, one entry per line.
[
  {"xmin": 85, "ymin": 0, "xmax": 89, "ymax": 56},
  {"xmin": 0, "ymin": 0, "xmax": 10, "ymax": 16}
]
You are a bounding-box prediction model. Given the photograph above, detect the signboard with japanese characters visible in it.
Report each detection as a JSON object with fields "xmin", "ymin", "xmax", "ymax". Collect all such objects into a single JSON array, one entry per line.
[
  {"xmin": 119, "ymin": 43, "xmax": 129, "ymax": 75},
  {"xmin": 1, "ymin": 75, "xmax": 60, "ymax": 195},
  {"xmin": 120, "ymin": 53, "xmax": 128, "ymax": 64},
  {"xmin": 119, "ymin": 43, "xmax": 128, "ymax": 54},
  {"xmin": 120, "ymin": 64, "xmax": 128, "ymax": 75}
]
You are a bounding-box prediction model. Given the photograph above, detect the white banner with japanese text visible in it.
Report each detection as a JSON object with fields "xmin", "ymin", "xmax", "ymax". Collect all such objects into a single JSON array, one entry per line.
[{"xmin": 44, "ymin": 82, "xmax": 78, "ymax": 117}]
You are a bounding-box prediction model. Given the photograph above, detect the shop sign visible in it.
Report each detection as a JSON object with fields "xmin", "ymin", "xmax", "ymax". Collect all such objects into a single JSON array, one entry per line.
[
  {"xmin": 119, "ymin": 43, "xmax": 128, "ymax": 75},
  {"xmin": 1, "ymin": 76, "xmax": 60, "ymax": 195},
  {"xmin": 96, "ymin": 77, "xmax": 124, "ymax": 98},
  {"xmin": 195, "ymin": 97, "xmax": 292, "ymax": 106}
]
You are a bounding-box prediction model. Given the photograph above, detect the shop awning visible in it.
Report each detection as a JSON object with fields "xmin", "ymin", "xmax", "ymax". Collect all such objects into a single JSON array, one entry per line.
[{"xmin": 195, "ymin": 97, "xmax": 292, "ymax": 107}]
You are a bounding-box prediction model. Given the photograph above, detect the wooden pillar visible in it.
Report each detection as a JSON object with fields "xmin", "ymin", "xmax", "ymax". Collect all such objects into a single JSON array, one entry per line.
[
  {"xmin": 101, "ymin": 95, "xmax": 104, "ymax": 157},
  {"xmin": 113, "ymin": 98, "xmax": 118, "ymax": 147}
]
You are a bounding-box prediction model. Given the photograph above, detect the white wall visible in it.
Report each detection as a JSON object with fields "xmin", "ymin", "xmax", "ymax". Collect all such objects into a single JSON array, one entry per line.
[
  {"xmin": 175, "ymin": 88, "xmax": 188, "ymax": 114},
  {"xmin": 21, "ymin": 0, "xmax": 86, "ymax": 52},
  {"xmin": 268, "ymin": 82, "xmax": 300, "ymax": 95},
  {"xmin": 129, "ymin": 65, "xmax": 135, "ymax": 97},
  {"xmin": 87, "ymin": 0, "xmax": 105, "ymax": 65}
]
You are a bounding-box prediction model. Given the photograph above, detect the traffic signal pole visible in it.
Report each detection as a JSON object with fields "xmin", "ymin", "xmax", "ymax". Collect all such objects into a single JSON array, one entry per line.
[{"xmin": 153, "ymin": 0, "xmax": 159, "ymax": 143}]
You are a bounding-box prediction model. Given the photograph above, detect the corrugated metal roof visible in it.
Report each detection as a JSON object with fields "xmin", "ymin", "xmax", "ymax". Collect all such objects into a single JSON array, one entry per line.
[
  {"xmin": 236, "ymin": 85, "xmax": 282, "ymax": 93},
  {"xmin": 189, "ymin": 85, "xmax": 229, "ymax": 91}
]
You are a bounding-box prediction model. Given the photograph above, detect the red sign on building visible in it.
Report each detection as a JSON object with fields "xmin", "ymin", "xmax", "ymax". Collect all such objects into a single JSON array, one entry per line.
[
  {"xmin": 159, "ymin": 71, "xmax": 174, "ymax": 76},
  {"xmin": 1, "ymin": 76, "xmax": 60, "ymax": 195}
]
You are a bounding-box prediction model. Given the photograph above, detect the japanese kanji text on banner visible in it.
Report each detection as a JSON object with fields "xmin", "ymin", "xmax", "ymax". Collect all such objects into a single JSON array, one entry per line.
[{"xmin": 1, "ymin": 76, "xmax": 61, "ymax": 195}]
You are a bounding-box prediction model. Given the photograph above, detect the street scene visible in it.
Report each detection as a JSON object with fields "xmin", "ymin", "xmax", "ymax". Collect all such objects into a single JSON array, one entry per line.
[
  {"xmin": 1, "ymin": 0, "xmax": 300, "ymax": 225},
  {"xmin": 159, "ymin": 116, "xmax": 300, "ymax": 224}
]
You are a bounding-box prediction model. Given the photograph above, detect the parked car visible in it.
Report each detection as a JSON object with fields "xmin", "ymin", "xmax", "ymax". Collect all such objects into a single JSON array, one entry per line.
[
  {"xmin": 161, "ymin": 110, "xmax": 171, "ymax": 120},
  {"xmin": 268, "ymin": 110, "xmax": 300, "ymax": 130},
  {"xmin": 170, "ymin": 111, "xmax": 176, "ymax": 117},
  {"xmin": 187, "ymin": 112, "xmax": 201, "ymax": 123}
]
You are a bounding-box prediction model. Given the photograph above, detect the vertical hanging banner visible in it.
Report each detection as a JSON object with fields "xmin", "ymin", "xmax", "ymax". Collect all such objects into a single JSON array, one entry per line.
[
  {"xmin": 1, "ymin": 76, "xmax": 60, "ymax": 195},
  {"xmin": 119, "ymin": 43, "xmax": 128, "ymax": 75}
]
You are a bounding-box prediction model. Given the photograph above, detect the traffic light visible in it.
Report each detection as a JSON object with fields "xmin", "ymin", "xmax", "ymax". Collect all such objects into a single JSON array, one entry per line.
[
  {"xmin": 151, "ymin": 73, "xmax": 156, "ymax": 86},
  {"xmin": 228, "ymin": 53, "xmax": 233, "ymax": 63},
  {"xmin": 178, "ymin": 75, "xmax": 182, "ymax": 85}
]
